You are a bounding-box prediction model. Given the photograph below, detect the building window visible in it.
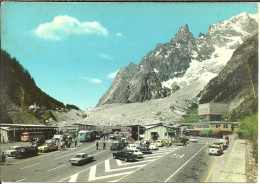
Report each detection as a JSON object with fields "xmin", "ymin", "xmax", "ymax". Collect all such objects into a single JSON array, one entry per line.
[
  {"xmin": 224, "ymin": 124, "xmax": 228, "ymax": 128},
  {"xmin": 216, "ymin": 125, "xmax": 220, "ymax": 128}
]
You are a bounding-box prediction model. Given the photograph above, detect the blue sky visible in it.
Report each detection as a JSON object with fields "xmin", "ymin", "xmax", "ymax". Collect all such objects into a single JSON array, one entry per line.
[{"xmin": 1, "ymin": 2, "xmax": 258, "ymax": 110}]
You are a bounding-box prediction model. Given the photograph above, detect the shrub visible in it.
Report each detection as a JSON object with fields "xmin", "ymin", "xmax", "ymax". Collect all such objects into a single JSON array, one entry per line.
[{"xmin": 236, "ymin": 113, "xmax": 258, "ymax": 162}]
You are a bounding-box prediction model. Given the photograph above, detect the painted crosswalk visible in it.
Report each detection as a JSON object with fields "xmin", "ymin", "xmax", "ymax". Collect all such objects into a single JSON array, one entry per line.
[{"xmin": 66, "ymin": 147, "xmax": 180, "ymax": 182}]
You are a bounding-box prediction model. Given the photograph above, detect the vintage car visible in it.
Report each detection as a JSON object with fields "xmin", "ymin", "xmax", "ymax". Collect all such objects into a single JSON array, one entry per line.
[
  {"xmin": 14, "ymin": 146, "xmax": 38, "ymax": 159},
  {"xmin": 139, "ymin": 144, "xmax": 152, "ymax": 154},
  {"xmin": 110, "ymin": 141, "xmax": 124, "ymax": 150},
  {"xmin": 113, "ymin": 149, "xmax": 137, "ymax": 162},
  {"xmin": 69, "ymin": 153, "xmax": 94, "ymax": 165},
  {"xmin": 38, "ymin": 142, "xmax": 58, "ymax": 152},
  {"xmin": 189, "ymin": 137, "xmax": 198, "ymax": 143},
  {"xmin": 208, "ymin": 144, "xmax": 224, "ymax": 155},
  {"xmin": 127, "ymin": 144, "xmax": 140, "ymax": 150},
  {"xmin": 31, "ymin": 138, "xmax": 45, "ymax": 147},
  {"xmin": 156, "ymin": 140, "xmax": 164, "ymax": 147},
  {"xmin": 212, "ymin": 140, "xmax": 228, "ymax": 150},
  {"xmin": 130, "ymin": 149, "xmax": 143, "ymax": 158},
  {"xmin": 4, "ymin": 146, "xmax": 23, "ymax": 157},
  {"xmin": 149, "ymin": 143, "xmax": 158, "ymax": 150}
]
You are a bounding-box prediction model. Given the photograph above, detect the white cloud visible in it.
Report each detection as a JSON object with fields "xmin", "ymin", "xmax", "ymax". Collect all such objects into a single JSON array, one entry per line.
[
  {"xmin": 99, "ymin": 53, "xmax": 113, "ymax": 61},
  {"xmin": 33, "ymin": 15, "xmax": 108, "ymax": 41},
  {"xmin": 116, "ymin": 33, "xmax": 123, "ymax": 37},
  {"xmin": 107, "ymin": 70, "xmax": 119, "ymax": 79},
  {"xmin": 82, "ymin": 77, "xmax": 101, "ymax": 84}
]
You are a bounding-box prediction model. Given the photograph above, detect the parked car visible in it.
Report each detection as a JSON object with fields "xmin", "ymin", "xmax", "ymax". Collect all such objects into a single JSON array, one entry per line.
[
  {"xmin": 127, "ymin": 144, "xmax": 140, "ymax": 150},
  {"xmin": 120, "ymin": 138, "xmax": 129, "ymax": 146},
  {"xmin": 156, "ymin": 140, "xmax": 164, "ymax": 147},
  {"xmin": 113, "ymin": 149, "xmax": 137, "ymax": 161},
  {"xmin": 110, "ymin": 135, "xmax": 118, "ymax": 140},
  {"xmin": 189, "ymin": 137, "xmax": 198, "ymax": 143},
  {"xmin": 31, "ymin": 138, "xmax": 45, "ymax": 147},
  {"xmin": 139, "ymin": 144, "xmax": 152, "ymax": 154},
  {"xmin": 213, "ymin": 140, "xmax": 228, "ymax": 149},
  {"xmin": 143, "ymin": 139, "xmax": 150, "ymax": 145},
  {"xmin": 208, "ymin": 144, "xmax": 223, "ymax": 156},
  {"xmin": 130, "ymin": 149, "xmax": 143, "ymax": 158},
  {"xmin": 4, "ymin": 146, "xmax": 23, "ymax": 157},
  {"xmin": 110, "ymin": 141, "xmax": 124, "ymax": 150},
  {"xmin": 14, "ymin": 146, "xmax": 38, "ymax": 159},
  {"xmin": 69, "ymin": 153, "xmax": 94, "ymax": 165},
  {"xmin": 38, "ymin": 142, "xmax": 58, "ymax": 152},
  {"xmin": 149, "ymin": 143, "xmax": 158, "ymax": 150}
]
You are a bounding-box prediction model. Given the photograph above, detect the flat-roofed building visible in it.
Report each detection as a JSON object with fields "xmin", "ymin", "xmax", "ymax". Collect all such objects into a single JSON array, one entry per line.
[{"xmin": 198, "ymin": 103, "xmax": 228, "ymax": 121}]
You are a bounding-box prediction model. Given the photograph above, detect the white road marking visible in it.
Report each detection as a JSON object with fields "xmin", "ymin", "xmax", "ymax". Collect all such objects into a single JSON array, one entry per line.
[
  {"xmin": 48, "ymin": 164, "xmax": 66, "ymax": 171},
  {"xmin": 105, "ymin": 159, "xmax": 144, "ymax": 172},
  {"xmin": 69, "ymin": 173, "xmax": 79, "ymax": 182},
  {"xmin": 21, "ymin": 163, "xmax": 40, "ymax": 169},
  {"xmin": 115, "ymin": 147, "xmax": 179, "ymax": 182},
  {"xmin": 170, "ymin": 154, "xmax": 177, "ymax": 158},
  {"xmin": 89, "ymin": 165, "xmax": 133, "ymax": 181},
  {"xmin": 179, "ymin": 154, "xmax": 185, "ymax": 158},
  {"xmin": 116, "ymin": 159, "xmax": 156, "ymax": 166},
  {"xmin": 164, "ymin": 143, "xmax": 208, "ymax": 182},
  {"xmin": 17, "ymin": 178, "xmax": 26, "ymax": 182},
  {"xmin": 59, "ymin": 157, "xmax": 113, "ymax": 183},
  {"xmin": 54, "ymin": 144, "xmax": 95, "ymax": 159}
]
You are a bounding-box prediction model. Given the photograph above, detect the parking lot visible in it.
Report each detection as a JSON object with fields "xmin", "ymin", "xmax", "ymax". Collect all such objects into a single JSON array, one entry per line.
[{"xmin": 0, "ymin": 135, "xmax": 239, "ymax": 183}]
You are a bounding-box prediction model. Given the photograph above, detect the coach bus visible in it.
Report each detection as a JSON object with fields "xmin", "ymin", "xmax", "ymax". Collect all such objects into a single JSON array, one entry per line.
[
  {"xmin": 78, "ymin": 130, "xmax": 95, "ymax": 142},
  {"xmin": 21, "ymin": 132, "xmax": 45, "ymax": 142}
]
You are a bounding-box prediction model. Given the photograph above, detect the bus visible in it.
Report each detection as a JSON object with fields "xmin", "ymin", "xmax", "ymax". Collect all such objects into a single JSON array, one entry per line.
[
  {"xmin": 78, "ymin": 130, "xmax": 95, "ymax": 142},
  {"xmin": 21, "ymin": 132, "xmax": 45, "ymax": 142}
]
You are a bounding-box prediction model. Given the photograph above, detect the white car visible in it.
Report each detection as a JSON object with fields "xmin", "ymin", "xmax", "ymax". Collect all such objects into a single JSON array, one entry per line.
[
  {"xmin": 4, "ymin": 146, "xmax": 23, "ymax": 157},
  {"xmin": 208, "ymin": 146, "xmax": 223, "ymax": 156},
  {"xmin": 131, "ymin": 149, "xmax": 143, "ymax": 158},
  {"xmin": 149, "ymin": 143, "xmax": 158, "ymax": 150},
  {"xmin": 189, "ymin": 137, "xmax": 198, "ymax": 143},
  {"xmin": 127, "ymin": 144, "xmax": 139, "ymax": 150},
  {"xmin": 156, "ymin": 140, "xmax": 164, "ymax": 147}
]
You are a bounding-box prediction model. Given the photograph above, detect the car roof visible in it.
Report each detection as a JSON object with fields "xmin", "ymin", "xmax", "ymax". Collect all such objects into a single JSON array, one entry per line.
[{"xmin": 76, "ymin": 153, "xmax": 85, "ymax": 155}]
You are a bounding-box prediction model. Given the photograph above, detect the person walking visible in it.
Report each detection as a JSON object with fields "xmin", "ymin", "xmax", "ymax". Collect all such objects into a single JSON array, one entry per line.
[
  {"xmin": 68, "ymin": 140, "xmax": 71, "ymax": 148},
  {"xmin": 103, "ymin": 141, "xmax": 106, "ymax": 150},
  {"xmin": 96, "ymin": 141, "xmax": 99, "ymax": 150},
  {"xmin": 1, "ymin": 152, "xmax": 6, "ymax": 165},
  {"xmin": 74, "ymin": 138, "xmax": 78, "ymax": 147}
]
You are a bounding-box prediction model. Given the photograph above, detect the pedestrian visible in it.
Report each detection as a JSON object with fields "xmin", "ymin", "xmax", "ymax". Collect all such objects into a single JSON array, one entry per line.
[
  {"xmin": 169, "ymin": 139, "xmax": 172, "ymax": 147},
  {"xmin": 68, "ymin": 140, "xmax": 71, "ymax": 148},
  {"xmin": 65, "ymin": 139, "xmax": 68, "ymax": 148},
  {"xmin": 103, "ymin": 141, "xmax": 106, "ymax": 150},
  {"xmin": 75, "ymin": 138, "xmax": 78, "ymax": 147},
  {"xmin": 1, "ymin": 152, "xmax": 6, "ymax": 165},
  {"xmin": 61, "ymin": 140, "xmax": 65, "ymax": 151},
  {"xmin": 96, "ymin": 141, "xmax": 99, "ymax": 150}
]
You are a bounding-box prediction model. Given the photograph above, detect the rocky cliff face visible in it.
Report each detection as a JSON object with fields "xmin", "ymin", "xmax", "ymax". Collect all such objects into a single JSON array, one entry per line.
[
  {"xmin": 97, "ymin": 12, "xmax": 258, "ymax": 107},
  {"xmin": 199, "ymin": 33, "xmax": 258, "ymax": 120}
]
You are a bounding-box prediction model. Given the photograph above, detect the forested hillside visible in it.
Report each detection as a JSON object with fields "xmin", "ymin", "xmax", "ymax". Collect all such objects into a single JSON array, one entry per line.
[{"xmin": 1, "ymin": 49, "xmax": 66, "ymax": 124}]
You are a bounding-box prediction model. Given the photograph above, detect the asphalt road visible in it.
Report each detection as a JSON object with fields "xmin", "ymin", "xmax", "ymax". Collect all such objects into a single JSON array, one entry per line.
[{"xmin": 0, "ymin": 137, "xmax": 233, "ymax": 183}]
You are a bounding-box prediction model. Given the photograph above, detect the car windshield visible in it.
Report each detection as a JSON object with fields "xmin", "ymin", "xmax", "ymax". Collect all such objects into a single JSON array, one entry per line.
[
  {"xmin": 75, "ymin": 154, "xmax": 83, "ymax": 158},
  {"xmin": 150, "ymin": 143, "xmax": 155, "ymax": 146},
  {"xmin": 9, "ymin": 147, "xmax": 17, "ymax": 150}
]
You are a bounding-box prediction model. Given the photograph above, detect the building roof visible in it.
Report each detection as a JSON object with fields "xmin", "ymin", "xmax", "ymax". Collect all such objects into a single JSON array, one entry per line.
[
  {"xmin": 0, "ymin": 124, "xmax": 58, "ymax": 128},
  {"xmin": 183, "ymin": 121, "xmax": 234, "ymax": 125}
]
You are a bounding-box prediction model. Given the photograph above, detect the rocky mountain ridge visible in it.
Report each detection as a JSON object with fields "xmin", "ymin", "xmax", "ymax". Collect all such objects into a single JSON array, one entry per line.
[{"xmin": 97, "ymin": 12, "xmax": 258, "ymax": 107}]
